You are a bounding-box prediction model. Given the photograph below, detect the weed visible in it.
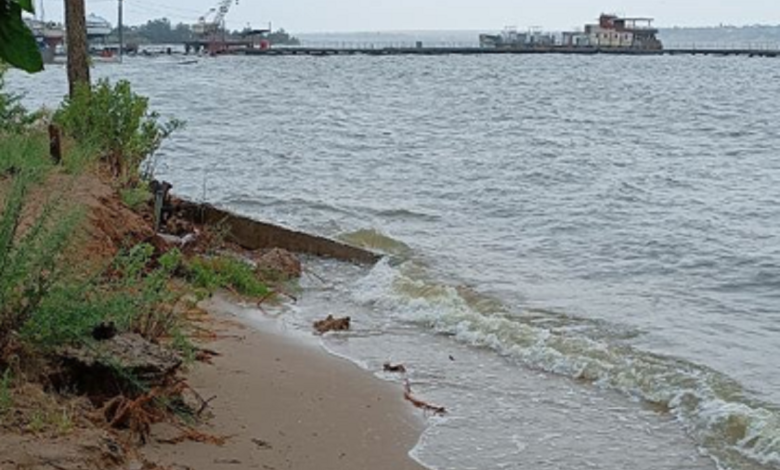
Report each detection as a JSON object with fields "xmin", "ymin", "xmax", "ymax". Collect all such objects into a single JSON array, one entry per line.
[
  {"xmin": 28, "ymin": 409, "xmax": 44, "ymax": 433},
  {"xmin": 0, "ymin": 167, "xmax": 83, "ymax": 349},
  {"xmin": 62, "ymin": 140, "xmax": 101, "ymax": 175},
  {"xmin": 186, "ymin": 255, "xmax": 269, "ymax": 298},
  {"xmin": 0, "ymin": 67, "xmax": 41, "ymax": 133},
  {"xmin": 22, "ymin": 245, "xmax": 186, "ymax": 348},
  {"xmin": 0, "ymin": 370, "xmax": 12, "ymax": 417},
  {"xmin": 54, "ymin": 408, "xmax": 74, "ymax": 435}
]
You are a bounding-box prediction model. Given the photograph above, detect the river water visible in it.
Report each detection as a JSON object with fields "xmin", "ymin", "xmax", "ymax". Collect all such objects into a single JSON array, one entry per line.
[{"xmin": 9, "ymin": 53, "xmax": 780, "ymax": 470}]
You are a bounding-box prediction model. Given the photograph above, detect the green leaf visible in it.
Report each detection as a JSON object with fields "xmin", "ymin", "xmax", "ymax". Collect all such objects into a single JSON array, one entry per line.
[
  {"xmin": 0, "ymin": 2, "xmax": 44, "ymax": 73},
  {"xmin": 11, "ymin": 0, "xmax": 35, "ymax": 14}
]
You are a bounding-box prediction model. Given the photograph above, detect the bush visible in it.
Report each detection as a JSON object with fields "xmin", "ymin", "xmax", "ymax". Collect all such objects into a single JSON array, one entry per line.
[
  {"xmin": 0, "ymin": 168, "xmax": 82, "ymax": 351},
  {"xmin": 22, "ymin": 245, "xmax": 185, "ymax": 348},
  {"xmin": 0, "ymin": 65, "xmax": 40, "ymax": 133},
  {"xmin": 53, "ymin": 79, "xmax": 183, "ymax": 185}
]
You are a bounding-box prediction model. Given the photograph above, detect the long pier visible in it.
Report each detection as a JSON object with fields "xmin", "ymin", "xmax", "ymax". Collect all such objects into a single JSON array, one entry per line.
[{"xmin": 234, "ymin": 46, "xmax": 780, "ymax": 58}]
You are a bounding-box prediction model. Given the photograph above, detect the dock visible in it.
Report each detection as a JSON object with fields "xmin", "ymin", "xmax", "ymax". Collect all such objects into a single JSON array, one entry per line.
[{"xmin": 233, "ymin": 46, "xmax": 780, "ymax": 58}]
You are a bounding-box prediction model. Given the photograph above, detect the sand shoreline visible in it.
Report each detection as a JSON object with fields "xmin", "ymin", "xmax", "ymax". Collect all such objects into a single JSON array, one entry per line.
[{"xmin": 141, "ymin": 294, "xmax": 428, "ymax": 470}]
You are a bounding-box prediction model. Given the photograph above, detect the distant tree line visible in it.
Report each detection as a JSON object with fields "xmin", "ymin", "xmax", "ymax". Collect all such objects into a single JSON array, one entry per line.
[
  {"xmin": 261, "ymin": 29, "xmax": 301, "ymax": 46},
  {"xmin": 108, "ymin": 17, "xmax": 300, "ymax": 45},
  {"xmin": 659, "ymin": 25, "xmax": 780, "ymax": 47}
]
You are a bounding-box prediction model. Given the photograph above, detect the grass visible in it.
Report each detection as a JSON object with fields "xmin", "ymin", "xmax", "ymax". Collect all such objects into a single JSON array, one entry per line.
[
  {"xmin": 0, "ymin": 132, "xmax": 51, "ymax": 180},
  {"xmin": 186, "ymin": 255, "xmax": 269, "ymax": 298},
  {"xmin": 0, "ymin": 137, "xmax": 84, "ymax": 349},
  {"xmin": 0, "ymin": 129, "xmax": 101, "ymax": 179},
  {"xmin": 120, "ymin": 185, "xmax": 152, "ymax": 210},
  {"xmin": 22, "ymin": 245, "xmax": 184, "ymax": 348},
  {"xmin": 62, "ymin": 140, "xmax": 101, "ymax": 175},
  {"xmin": 0, "ymin": 370, "xmax": 12, "ymax": 418}
]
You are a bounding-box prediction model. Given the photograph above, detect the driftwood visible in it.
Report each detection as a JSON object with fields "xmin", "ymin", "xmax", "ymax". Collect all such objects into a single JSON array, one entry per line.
[
  {"xmin": 313, "ymin": 315, "xmax": 351, "ymax": 334},
  {"xmin": 403, "ymin": 380, "xmax": 446, "ymax": 416},
  {"xmin": 383, "ymin": 362, "xmax": 407, "ymax": 374}
]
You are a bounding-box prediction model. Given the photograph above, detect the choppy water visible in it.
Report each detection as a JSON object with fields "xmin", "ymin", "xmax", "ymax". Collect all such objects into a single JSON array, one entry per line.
[{"xmin": 9, "ymin": 53, "xmax": 780, "ymax": 470}]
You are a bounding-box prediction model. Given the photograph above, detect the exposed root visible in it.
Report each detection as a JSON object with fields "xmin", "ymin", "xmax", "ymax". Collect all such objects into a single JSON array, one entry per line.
[
  {"xmin": 101, "ymin": 381, "xmax": 189, "ymax": 444},
  {"xmin": 403, "ymin": 380, "xmax": 446, "ymax": 416}
]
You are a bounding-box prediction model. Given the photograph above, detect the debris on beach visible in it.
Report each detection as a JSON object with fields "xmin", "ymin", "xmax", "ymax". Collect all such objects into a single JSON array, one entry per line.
[
  {"xmin": 157, "ymin": 426, "xmax": 231, "ymax": 446},
  {"xmin": 383, "ymin": 362, "xmax": 407, "ymax": 374},
  {"xmin": 195, "ymin": 347, "xmax": 222, "ymax": 364},
  {"xmin": 403, "ymin": 380, "xmax": 446, "ymax": 416},
  {"xmin": 313, "ymin": 315, "xmax": 351, "ymax": 334}
]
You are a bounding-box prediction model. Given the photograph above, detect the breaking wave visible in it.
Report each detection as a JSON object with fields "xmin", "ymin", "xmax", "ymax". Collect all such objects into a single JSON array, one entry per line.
[{"xmin": 353, "ymin": 258, "xmax": 780, "ymax": 470}]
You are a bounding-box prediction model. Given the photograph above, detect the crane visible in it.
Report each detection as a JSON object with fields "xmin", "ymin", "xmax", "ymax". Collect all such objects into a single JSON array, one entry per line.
[{"xmin": 192, "ymin": 0, "xmax": 238, "ymax": 37}]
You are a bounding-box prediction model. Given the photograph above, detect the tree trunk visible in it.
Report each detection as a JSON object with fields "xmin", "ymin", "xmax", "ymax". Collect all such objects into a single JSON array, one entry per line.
[{"xmin": 64, "ymin": 0, "xmax": 90, "ymax": 97}]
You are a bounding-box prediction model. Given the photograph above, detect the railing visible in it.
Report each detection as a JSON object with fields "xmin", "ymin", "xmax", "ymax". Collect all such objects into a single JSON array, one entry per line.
[{"xmin": 296, "ymin": 40, "xmax": 480, "ymax": 49}]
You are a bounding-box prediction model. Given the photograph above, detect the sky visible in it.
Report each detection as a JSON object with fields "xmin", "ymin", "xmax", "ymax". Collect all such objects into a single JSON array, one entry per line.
[{"xmin": 34, "ymin": 0, "xmax": 780, "ymax": 32}]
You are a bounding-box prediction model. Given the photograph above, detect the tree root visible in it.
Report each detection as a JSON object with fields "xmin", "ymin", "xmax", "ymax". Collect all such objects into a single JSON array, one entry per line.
[{"xmin": 158, "ymin": 426, "xmax": 231, "ymax": 446}]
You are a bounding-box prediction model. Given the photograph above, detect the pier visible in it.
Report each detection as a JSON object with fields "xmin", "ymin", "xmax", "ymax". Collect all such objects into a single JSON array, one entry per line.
[{"xmin": 233, "ymin": 46, "xmax": 780, "ymax": 58}]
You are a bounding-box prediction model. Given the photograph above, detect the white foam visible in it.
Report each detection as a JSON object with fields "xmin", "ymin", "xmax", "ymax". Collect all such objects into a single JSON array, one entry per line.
[{"xmin": 352, "ymin": 259, "xmax": 780, "ymax": 470}]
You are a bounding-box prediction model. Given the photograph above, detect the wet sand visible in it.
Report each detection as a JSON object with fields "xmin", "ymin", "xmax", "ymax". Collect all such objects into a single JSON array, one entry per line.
[{"xmin": 142, "ymin": 296, "xmax": 426, "ymax": 470}]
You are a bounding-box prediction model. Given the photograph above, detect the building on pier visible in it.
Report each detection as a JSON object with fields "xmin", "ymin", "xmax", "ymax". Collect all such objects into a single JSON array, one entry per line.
[
  {"xmin": 581, "ymin": 14, "xmax": 662, "ymax": 50},
  {"xmin": 480, "ymin": 13, "xmax": 663, "ymax": 51}
]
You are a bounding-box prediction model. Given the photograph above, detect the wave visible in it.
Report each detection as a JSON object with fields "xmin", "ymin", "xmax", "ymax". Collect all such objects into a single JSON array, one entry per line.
[
  {"xmin": 352, "ymin": 259, "xmax": 780, "ymax": 470},
  {"xmin": 338, "ymin": 228, "xmax": 413, "ymax": 257}
]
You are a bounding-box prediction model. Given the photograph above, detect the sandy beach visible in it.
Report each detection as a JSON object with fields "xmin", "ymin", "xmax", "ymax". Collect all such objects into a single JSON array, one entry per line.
[{"xmin": 142, "ymin": 295, "xmax": 426, "ymax": 470}]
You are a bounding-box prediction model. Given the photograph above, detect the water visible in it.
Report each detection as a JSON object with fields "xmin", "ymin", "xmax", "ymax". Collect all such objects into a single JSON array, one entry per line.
[{"xmin": 8, "ymin": 53, "xmax": 780, "ymax": 470}]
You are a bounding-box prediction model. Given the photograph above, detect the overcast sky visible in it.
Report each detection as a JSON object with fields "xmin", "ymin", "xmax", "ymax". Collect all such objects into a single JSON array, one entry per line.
[{"xmin": 36, "ymin": 0, "xmax": 780, "ymax": 32}]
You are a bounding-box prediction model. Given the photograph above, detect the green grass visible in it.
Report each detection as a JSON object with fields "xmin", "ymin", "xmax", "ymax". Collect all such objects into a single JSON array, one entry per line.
[
  {"xmin": 0, "ymin": 132, "xmax": 51, "ymax": 180},
  {"xmin": 0, "ymin": 152, "xmax": 83, "ymax": 345},
  {"xmin": 63, "ymin": 140, "xmax": 101, "ymax": 175},
  {"xmin": 186, "ymin": 255, "xmax": 269, "ymax": 298},
  {"xmin": 120, "ymin": 185, "xmax": 152, "ymax": 210}
]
